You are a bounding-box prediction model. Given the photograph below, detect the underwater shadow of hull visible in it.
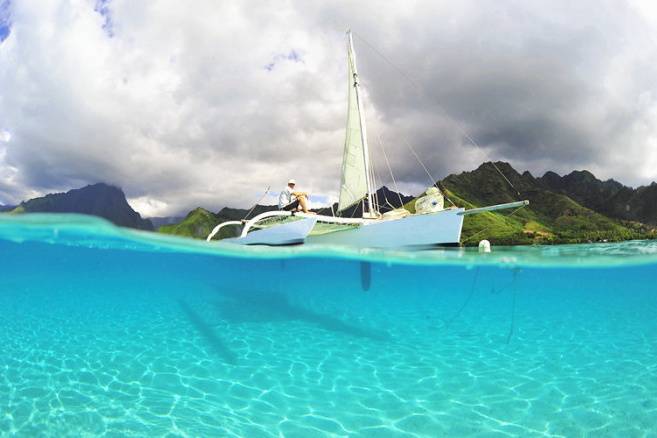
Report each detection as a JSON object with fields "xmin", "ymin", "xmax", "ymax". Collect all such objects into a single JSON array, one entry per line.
[
  {"xmin": 213, "ymin": 287, "xmax": 389, "ymax": 342},
  {"xmin": 178, "ymin": 300, "xmax": 237, "ymax": 365}
]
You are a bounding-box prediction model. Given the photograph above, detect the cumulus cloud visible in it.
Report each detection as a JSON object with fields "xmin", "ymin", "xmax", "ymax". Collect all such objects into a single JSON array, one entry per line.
[{"xmin": 1, "ymin": 0, "xmax": 657, "ymax": 215}]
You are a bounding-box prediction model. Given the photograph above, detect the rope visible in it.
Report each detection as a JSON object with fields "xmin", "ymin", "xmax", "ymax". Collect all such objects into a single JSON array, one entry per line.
[
  {"xmin": 461, "ymin": 204, "xmax": 527, "ymax": 244},
  {"xmin": 403, "ymin": 139, "xmax": 456, "ymax": 207},
  {"xmin": 404, "ymin": 139, "xmax": 436, "ymax": 185},
  {"xmin": 378, "ymin": 135, "xmax": 405, "ymax": 207},
  {"xmin": 458, "ymin": 131, "xmax": 522, "ymax": 198},
  {"xmin": 506, "ymin": 269, "xmax": 520, "ymax": 344},
  {"xmin": 352, "ymin": 32, "xmax": 423, "ymax": 90},
  {"xmin": 444, "ymin": 267, "xmax": 479, "ymax": 330},
  {"xmin": 370, "ymin": 152, "xmax": 381, "ymax": 213},
  {"xmin": 370, "ymin": 141, "xmax": 395, "ymax": 210},
  {"xmin": 243, "ymin": 186, "xmax": 270, "ymax": 220}
]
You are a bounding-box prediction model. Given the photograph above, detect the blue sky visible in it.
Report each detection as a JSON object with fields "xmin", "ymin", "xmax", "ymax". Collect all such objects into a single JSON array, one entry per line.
[
  {"xmin": 0, "ymin": 0, "xmax": 10, "ymax": 42},
  {"xmin": 94, "ymin": 0, "xmax": 113, "ymax": 37},
  {"xmin": 265, "ymin": 50, "xmax": 303, "ymax": 71}
]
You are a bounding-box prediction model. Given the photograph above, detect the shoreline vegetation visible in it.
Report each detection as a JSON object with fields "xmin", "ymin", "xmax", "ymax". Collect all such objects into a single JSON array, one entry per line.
[{"xmin": 3, "ymin": 161, "xmax": 656, "ymax": 246}]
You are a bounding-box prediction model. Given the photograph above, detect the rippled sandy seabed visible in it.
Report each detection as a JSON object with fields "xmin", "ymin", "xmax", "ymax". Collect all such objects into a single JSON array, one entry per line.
[{"xmin": 1, "ymin": 215, "xmax": 656, "ymax": 437}]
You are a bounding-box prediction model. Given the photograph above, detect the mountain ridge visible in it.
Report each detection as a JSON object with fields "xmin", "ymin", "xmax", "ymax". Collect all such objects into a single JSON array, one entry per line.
[
  {"xmin": 433, "ymin": 162, "xmax": 654, "ymax": 244},
  {"xmin": 537, "ymin": 169, "xmax": 657, "ymax": 225},
  {"xmin": 9, "ymin": 183, "xmax": 153, "ymax": 230}
]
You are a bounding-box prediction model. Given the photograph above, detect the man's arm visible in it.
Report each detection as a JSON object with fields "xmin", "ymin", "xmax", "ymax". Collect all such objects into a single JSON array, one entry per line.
[{"xmin": 278, "ymin": 191, "xmax": 288, "ymax": 209}]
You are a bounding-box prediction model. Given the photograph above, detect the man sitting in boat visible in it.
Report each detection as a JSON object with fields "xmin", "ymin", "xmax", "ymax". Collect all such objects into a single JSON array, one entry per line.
[{"xmin": 278, "ymin": 179, "xmax": 313, "ymax": 213}]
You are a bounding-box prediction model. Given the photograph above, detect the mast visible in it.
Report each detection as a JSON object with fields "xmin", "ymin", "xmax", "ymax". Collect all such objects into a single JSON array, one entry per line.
[{"xmin": 347, "ymin": 30, "xmax": 377, "ymax": 218}]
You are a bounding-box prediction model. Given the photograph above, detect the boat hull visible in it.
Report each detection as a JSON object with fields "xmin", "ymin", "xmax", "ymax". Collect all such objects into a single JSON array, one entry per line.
[
  {"xmin": 307, "ymin": 208, "xmax": 464, "ymax": 249},
  {"xmin": 223, "ymin": 217, "xmax": 318, "ymax": 246},
  {"xmin": 223, "ymin": 208, "xmax": 464, "ymax": 249}
]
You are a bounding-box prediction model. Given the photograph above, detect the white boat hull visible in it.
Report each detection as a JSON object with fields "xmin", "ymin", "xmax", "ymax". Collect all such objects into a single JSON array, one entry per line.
[
  {"xmin": 222, "ymin": 208, "xmax": 464, "ymax": 249},
  {"xmin": 307, "ymin": 208, "xmax": 464, "ymax": 249},
  {"xmin": 223, "ymin": 217, "xmax": 318, "ymax": 246}
]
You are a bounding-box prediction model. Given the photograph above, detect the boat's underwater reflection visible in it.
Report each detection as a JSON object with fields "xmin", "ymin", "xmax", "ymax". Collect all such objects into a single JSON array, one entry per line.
[
  {"xmin": 360, "ymin": 261, "xmax": 371, "ymax": 291},
  {"xmin": 212, "ymin": 286, "xmax": 389, "ymax": 341},
  {"xmin": 177, "ymin": 286, "xmax": 390, "ymax": 366},
  {"xmin": 177, "ymin": 300, "xmax": 238, "ymax": 365}
]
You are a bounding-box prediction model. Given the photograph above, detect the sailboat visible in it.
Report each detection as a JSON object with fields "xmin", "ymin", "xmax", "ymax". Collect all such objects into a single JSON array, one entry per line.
[{"xmin": 207, "ymin": 31, "xmax": 528, "ymax": 248}]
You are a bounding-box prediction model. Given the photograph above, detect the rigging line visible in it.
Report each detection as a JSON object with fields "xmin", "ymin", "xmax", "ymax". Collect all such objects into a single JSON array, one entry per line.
[
  {"xmin": 458, "ymin": 130, "xmax": 521, "ymax": 198},
  {"xmin": 348, "ymin": 199, "xmax": 359, "ymax": 218},
  {"xmin": 378, "ymin": 135, "xmax": 404, "ymax": 207},
  {"xmin": 372, "ymin": 164, "xmax": 387, "ymax": 209},
  {"xmin": 372, "ymin": 151, "xmax": 394, "ymax": 211},
  {"xmin": 461, "ymin": 204, "xmax": 527, "ymax": 244},
  {"xmin": 352, "ymin": 31, "xmax": 423, "ymax": 90},
  {"xmin": 403, "ymin": 139, "xmax": 456, "ymax": 207},
  {"xmin": 372, "ymin": 152, "xmax": 381, "ymax": 212},
  {"xmin": 506, "ymin": 269, "xmax": 520, "ymax": 345},
  {"xmin": 243, "ymin": 186, "xmax": 271, "ymax": 220},
  {"xmin": 352, "ymin": 31, "xmax": 521, "ymax": 199},
  {"xmin": 371, "ymin": 148, "xmax": 396, "ymax": 211},
  {"xmin": 369, "ymin": 145, "xmax": 389, "ymax": 213},
  {"xmin": 404, "ymin": 139, "xmax": 436, "ymax": 186},
  {"xmin": 369, "ymin": 152, "xmax": 380, "ymax": 212},
  {"xmin": 444, "ymin": 267, "xmax": 480, "ymax": 330}
]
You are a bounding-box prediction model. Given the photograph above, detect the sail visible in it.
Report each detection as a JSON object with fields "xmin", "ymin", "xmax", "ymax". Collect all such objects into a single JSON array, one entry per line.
[{"xmin": 338, "ymin": 43, "xmax": 369, "ymax": 212}]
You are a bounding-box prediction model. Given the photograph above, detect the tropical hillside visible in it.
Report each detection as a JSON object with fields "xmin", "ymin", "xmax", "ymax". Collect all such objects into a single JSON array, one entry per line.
[
  {"xmin": 425, "ymin": 162, "xmax": 654, "ymax": 245},
  {"xmin": 158, "ymin": 208, "xmax": 242, "ymax": 240}
]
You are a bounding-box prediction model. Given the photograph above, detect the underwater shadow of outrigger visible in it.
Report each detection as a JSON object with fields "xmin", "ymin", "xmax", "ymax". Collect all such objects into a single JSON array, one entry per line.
[
  {"xmin": 178, "ymin": 300, "xmax": 238, "ymax": 365},
  {"xmin": 212, "ymin": 287, "xmax": 389, "ymax": 342}
]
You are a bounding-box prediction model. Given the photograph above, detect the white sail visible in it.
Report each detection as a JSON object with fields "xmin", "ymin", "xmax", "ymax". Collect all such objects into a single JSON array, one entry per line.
[{"xmin": 337, "ymin": 32, "xmax": 374, "ymax": 214}]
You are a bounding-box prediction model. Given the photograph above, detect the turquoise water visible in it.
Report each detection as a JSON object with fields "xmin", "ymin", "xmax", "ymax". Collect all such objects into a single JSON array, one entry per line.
[{"xmin": 1, "ymin": 214, "xmax": 657, "ymax": 437}]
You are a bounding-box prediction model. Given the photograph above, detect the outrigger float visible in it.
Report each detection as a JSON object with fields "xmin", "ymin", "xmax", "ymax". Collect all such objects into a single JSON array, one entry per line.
[{"xmin": 207, "ymin": 31, "xmax": 528, "ymax": 249}]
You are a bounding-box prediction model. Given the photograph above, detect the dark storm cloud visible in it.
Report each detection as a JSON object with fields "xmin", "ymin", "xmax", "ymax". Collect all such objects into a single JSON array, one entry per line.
[{"xmin": 294, "ymin": 0, "xmax": 657, "ymax": 186}]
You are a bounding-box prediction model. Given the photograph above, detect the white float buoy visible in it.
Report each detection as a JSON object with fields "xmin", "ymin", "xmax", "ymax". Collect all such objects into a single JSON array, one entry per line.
[{"xmin": 478, "ymin": 239, "xmax": 491, "ymax": 253}]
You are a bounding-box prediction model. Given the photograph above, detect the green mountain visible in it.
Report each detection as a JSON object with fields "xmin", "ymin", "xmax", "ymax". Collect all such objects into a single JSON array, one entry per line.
[
  {"xmin": 216, "ymin": 205, "xmax": 278, "ymax": 221},
  {"xmin": 538, "ymin": 170, "xmax": 657, "ymax": 226},
  {"xmin": 158, "ymin": 208, "xmax": 240, "ymax": 239},
  {"xmin": 537, "ymin": 170, "xmax": 625, "ymax": 212},
  {"xmin": 607, "ymin": 183, "xmax": 657, "ymax": 225},
  {"xmin": 430, "ymin": 162, "xmax": 653, "ymax": 245},
  {"xmin": 10, "ymin": 183, "xmax": 153, "ymax": 230}
]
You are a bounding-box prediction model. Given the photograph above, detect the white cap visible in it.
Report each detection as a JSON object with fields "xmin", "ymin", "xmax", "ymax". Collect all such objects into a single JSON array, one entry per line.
[{"xmin": 288, "ymin": 179, "xmax": 296, "ymax": 185}]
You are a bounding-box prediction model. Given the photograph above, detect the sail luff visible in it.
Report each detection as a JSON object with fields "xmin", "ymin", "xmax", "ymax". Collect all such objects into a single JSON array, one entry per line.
[
  {"xmin": 337, "ymin": 30, "xmax": 377, "ymax": 216},
  {"xmin": 348, "ymin": 31, "xmax": 376, "ymax": 217}
]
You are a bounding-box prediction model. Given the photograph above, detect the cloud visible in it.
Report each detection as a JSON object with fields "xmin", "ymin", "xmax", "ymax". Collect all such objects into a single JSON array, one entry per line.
[{"xmin": 1, "ymin": 0, "xmax": 657, "ymax": 215}]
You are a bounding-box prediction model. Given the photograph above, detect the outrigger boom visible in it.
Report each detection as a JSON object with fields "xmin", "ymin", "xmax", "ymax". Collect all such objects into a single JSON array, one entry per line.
[{"xmin": 457, "ymin": 200, "xmax": 529, "ymax": 216}]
